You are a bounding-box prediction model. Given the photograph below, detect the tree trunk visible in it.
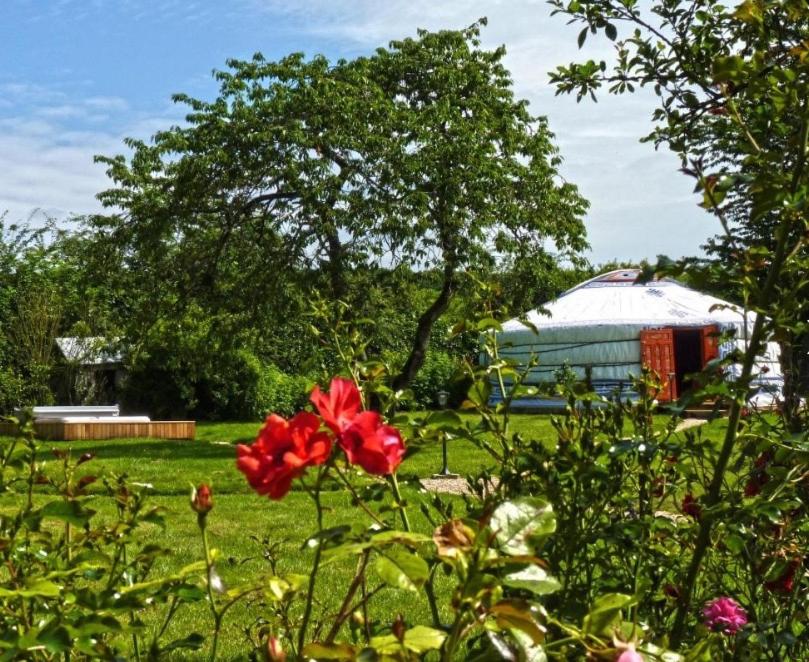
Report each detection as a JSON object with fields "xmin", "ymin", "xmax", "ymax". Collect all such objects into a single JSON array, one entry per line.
[
  {"xmin": 779, "ymin": 334, "xmax": 804, "ymax": 433},
  {"xmin": 392, "ymin": 263, "xmax": 456, "ymax": 393},
  {"xmin": 325, "ymin": 227, "xmax": 346, "ymax": 300}
]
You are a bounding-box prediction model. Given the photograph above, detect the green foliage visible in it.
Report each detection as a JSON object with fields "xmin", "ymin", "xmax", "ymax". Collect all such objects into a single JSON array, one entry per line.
[
  {"xmin": 251, "ymin": 361, "xmax": 311, "ymax": 419},
  {"xmin": 0, "ymin": 420, "xmax": 207, "ymax": 658},
  {"xmin": 0, "ymin": 368, "xmax": 24, "ymax": 412},
  {"xmin": 407, "ymin": 351, "xmax": 460, "ymax": 409}
]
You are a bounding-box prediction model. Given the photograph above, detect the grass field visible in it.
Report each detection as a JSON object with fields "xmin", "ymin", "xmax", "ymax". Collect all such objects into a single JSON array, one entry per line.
[{"xmin": 4, "ymin": 413, "xmax": 730, "ymax": 658}]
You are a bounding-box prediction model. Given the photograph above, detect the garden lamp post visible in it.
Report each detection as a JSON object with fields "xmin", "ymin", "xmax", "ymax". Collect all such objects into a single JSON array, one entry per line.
[{"xmin": 433, "ymin": 390, "xmax": 458, "ymax": 478}]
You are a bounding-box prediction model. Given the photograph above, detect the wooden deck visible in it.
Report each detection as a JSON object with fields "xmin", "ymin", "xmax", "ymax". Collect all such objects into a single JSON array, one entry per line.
[{"xmin": 0, "ymin": 420, "xmax": 195, "ymax": 441}]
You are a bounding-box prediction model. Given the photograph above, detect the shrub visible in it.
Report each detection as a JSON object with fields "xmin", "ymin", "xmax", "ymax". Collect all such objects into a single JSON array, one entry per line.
[
  {"xmin": 408, "ymin": 351, "xmax": 461, "ymax": 408},
  {"xmin": 0, "ymin": 367, "xmax": 23, "ymax": 413},
  {"xmin": 251, "ymin": 362, "xmax": 310, "ymax": 419}
]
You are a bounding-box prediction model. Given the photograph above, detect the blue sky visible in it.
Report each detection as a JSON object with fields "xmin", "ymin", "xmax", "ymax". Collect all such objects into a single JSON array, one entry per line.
[{"xmin": 0, "ymin": 0, "xmax": 716, "ymax": 263}]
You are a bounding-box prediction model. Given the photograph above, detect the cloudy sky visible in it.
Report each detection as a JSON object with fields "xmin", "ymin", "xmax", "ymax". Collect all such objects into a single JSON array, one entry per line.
[{"xmin": 1, "ymin": 0, "xmax": 717, "ymax": 263}]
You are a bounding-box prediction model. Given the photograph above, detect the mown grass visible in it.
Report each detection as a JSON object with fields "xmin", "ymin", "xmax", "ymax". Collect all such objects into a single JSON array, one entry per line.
[{"xmin": 3, "ymin": 413, "xmax": 729, "ymax": 658}]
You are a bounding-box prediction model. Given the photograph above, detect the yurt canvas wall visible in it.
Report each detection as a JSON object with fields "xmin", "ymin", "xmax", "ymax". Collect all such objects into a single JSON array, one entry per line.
[{"xmin": 492, "ymin": 270, "xmax": 782, "ymax": 408}]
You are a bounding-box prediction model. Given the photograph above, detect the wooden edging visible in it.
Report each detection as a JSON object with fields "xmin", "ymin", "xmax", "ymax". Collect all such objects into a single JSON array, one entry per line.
[{"xmin": 0, "ymin": 420, "xmax": 196, "ymax": 441}]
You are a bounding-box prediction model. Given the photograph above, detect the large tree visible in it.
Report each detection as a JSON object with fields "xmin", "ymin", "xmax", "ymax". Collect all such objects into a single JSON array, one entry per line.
[{"xmin": 91, "ymin": 21, "xmax": 588, "ymax": 393}]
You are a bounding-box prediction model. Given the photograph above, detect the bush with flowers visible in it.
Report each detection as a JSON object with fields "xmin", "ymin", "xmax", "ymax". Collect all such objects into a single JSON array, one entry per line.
[{"xmin": 0, "ymin": 298, "xmax": 807, "ymax": 660}]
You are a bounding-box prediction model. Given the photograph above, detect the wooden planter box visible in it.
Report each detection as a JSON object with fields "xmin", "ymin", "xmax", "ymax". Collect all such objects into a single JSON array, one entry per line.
[{"xmin": 0, "ymin": 420, "xmax": 195, "ymax": 441}]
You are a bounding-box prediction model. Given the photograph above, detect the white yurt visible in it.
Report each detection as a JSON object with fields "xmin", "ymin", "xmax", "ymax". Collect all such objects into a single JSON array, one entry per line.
[{"xmin": 493, "ymin": 269, "xmax": 781, "ymax": 408}]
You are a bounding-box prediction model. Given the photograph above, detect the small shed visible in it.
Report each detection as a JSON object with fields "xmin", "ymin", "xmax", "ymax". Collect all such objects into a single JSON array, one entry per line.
[
  {"xmin": 494, "ymin": 269, "xmax": 781, "ymax": 407},
  {"xmin": 55, "ymin": 337, "xmax": 124, "ymax": 404}
]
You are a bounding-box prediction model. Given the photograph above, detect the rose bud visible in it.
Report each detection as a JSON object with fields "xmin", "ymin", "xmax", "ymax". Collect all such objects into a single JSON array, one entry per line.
[
  {"xmin": 191, "ymin": 483, "xmax": 213, "ymax": 514},
  {"xmin": 267, "ymin": 637, "xmax": 286, "ymax": 661},
  {"xmin": 392, "ymin": 614, "xmax": 406, "ymax": 642},
  {"xmin": 77, "ymin": 452, "xmax": 95, "ymax": 466}
]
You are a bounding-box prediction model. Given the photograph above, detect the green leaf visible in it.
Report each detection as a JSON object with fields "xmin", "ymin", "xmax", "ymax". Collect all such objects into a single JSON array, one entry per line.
[
  {"xmin": 684, "ymin": 637, "xmax": 714, "ymax": 661},
  {"xmin": 369, "ymin": 626, "xmax": 446, "ymax": 655},
  {"xmin": 161, "ymin": 633, "xmax": 205, "ymax": 653},
  {"xmin": 302, "ymin": 642, "xmax": 357, "ymax": 659},
  {"xmin": 582, "ymin": 593, "xmax": 636, "ymax": 637},
  {"xmin": 374, "ymin": 550, "xmax": 429, "ymax": 591},
  {"xmin": 403, "ymin": 626, "xmax": 447, "ymax": 653},
  {"xmin": 489, "ymin": 599, "xmax": 545, "ymax": 645},
  {"xmin": 40, "ymin": 499, "xmax": 96, "ymax": 526},
  {"xmin": 370, "ymin": 530, "xmax": 432, "ymax": 547},
  {"xmin": 36, "ymin": 625, "xmax": 72, "ymax": 654},
  {"xmin": 476, "ymin": 317, "xmax": 503, "ymax": 332},
  {"xmin": 424, "ymin": 410, "xmax": 462, "ymax": 430},
  {"xmin": 0, "ymin": 579, "xmax": 62, "ymax": 599},
  {"xmin": 465, "ymin": 379, "xmax": 492, "ymax": 408},
  {"xmin": 605, "ymin": 23, "xmax": 617, "ymax": 41},
  {"xmin": 733, "ymin": 0, "xmax": 763, "ymax": 23},
  {"xmin": 511, "ymin": 628, "xmax": 548, "ymax": 662},
  {"xmin": 174, "ymin": 583, "xmax": 206, "ymax": 602},
  {"xmin": 578, "ymin": 27, "xmax": 588, "ymax": 48},
  {"xmin": 712, "ymin": 55, "xmax": 745, "ymax": 82},
  {"xmin": 503, "ymin": 565, "xmax": 561, "ymax": 596},
  {"xmin": 491, "ymin": 498, "xmax": 556, "ymax": 556},
  {"xmin": 71, "ymin": 615, "xmax": 122, "ymax": 636}
]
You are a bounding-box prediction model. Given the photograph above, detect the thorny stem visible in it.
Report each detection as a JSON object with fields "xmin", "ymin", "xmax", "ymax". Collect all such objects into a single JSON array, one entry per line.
[
  {"xmin": 154, "ymin": 595, "xmax": 181, "ymax": 646},
  {"xmin": 299, "ymin": 470, "xmax": 326, "ymax": 653},
  {"xmin": 334, "ymin": 465, "xmax": 386, "ymax": 526},
  {"xmin": 442, "ymin": 608, "xmax": 468, "ymax": 662},
  {"xmin": 424, "ymin": 565, "xmax": 442, "ymax": 628},
  {"xmin": 25, "ymin": 437, "xmax": 36, "ymax": 512},
  {"xmin": 389, "ymin": 473, "xmax": 411, "ymax": 532},
  {"xmin": 200, "ymin": 518, "xmax": 222, "ymax": 662},
  {"xmin": 325, "ymin": 551, "xmax": 370, "ymax": 642}
]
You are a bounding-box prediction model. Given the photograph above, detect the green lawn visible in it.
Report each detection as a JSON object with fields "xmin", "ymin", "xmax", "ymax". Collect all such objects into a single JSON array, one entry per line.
[{"xmin": 3, "ymin": 413, "xmax": 729, "ymax": 658}]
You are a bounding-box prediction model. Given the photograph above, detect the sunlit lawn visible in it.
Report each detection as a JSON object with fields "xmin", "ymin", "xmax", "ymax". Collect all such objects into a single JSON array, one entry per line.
[{"xmin": 2, "ymin": 413, "xmax": 729, "ymax": 658}]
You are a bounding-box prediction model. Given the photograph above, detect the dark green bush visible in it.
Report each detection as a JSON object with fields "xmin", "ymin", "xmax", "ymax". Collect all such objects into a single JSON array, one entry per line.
[
  {"xmin": 0, "ymin": 368, "xmax": 23, "ymax": 413},
  {"xmin": 191, "ymin": 351, "xmax": 310, "ymax": 420},
  {"xmin": 251, "ymin": 362, "xmax": 311, "ymax": 419},
  {"xmin": 408, "ymin": 351, "xmax": 461, "ymax": 408}
]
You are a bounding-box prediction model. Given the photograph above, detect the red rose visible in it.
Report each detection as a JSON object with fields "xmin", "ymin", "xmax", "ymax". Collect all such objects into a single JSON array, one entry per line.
[
  {"xmin": 339, "ymin": 411, "xmax": 405, "ymax": 476},
  {"xmin": 236, "ymin": 412, "xmax": 332, "ymax": 500},
  {"xmin": 745, "ymin": 452, "xmax": 772, "ymax": 497},
  {"xmin": 682, "ymin": 493, "xmax": 702, "ymax": 520},
  {"xmin": 764, "ymin": 558, "xmax": 800, "ymax": 594},
  {"xmin": 311, "ymin": 377, "xmax": 406, "ymax": 475},
  {"xmin": 310, "ymin": 377, "xmax": 362, "ymax": 434}
]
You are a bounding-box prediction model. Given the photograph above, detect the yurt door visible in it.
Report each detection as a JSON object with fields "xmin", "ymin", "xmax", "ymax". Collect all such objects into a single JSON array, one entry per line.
[
  {"xmin": 640, "ymin": 328, "xmax": 677, "ymax": 401},
  {"xmin": 701, "ymin": 325, "xmax": 720, "ymax": 365}
]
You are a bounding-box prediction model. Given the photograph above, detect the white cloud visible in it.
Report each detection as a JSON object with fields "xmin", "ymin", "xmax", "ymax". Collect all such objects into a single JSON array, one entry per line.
[
  {"xmin": 84, "ymin": 96, "xmax": 129, "ymax": 111},
  {"xmin": 3, "ymin": 0, "xmax": 717, "ymax": 262},
  {"xmin": 0, "ymin": 90, "xmax": 181, "ymax": 223}
]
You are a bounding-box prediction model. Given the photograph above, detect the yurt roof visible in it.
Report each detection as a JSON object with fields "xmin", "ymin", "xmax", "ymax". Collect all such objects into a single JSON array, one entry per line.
[{"xmin": 503, "ymin": 269, "xmax": 749, "ymax": 332}]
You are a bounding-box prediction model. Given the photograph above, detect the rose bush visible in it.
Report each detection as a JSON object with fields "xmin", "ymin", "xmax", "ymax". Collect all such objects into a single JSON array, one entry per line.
[{"xmin": 0, "ymin": 288, "xmax": 806, "ymax": 660}]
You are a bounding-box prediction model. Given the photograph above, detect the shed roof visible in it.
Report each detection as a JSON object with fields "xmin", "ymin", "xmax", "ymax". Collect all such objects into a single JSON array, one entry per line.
[{"xmin": 56, "ymin": 337, "xmax": 123, "ymax": 366}]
